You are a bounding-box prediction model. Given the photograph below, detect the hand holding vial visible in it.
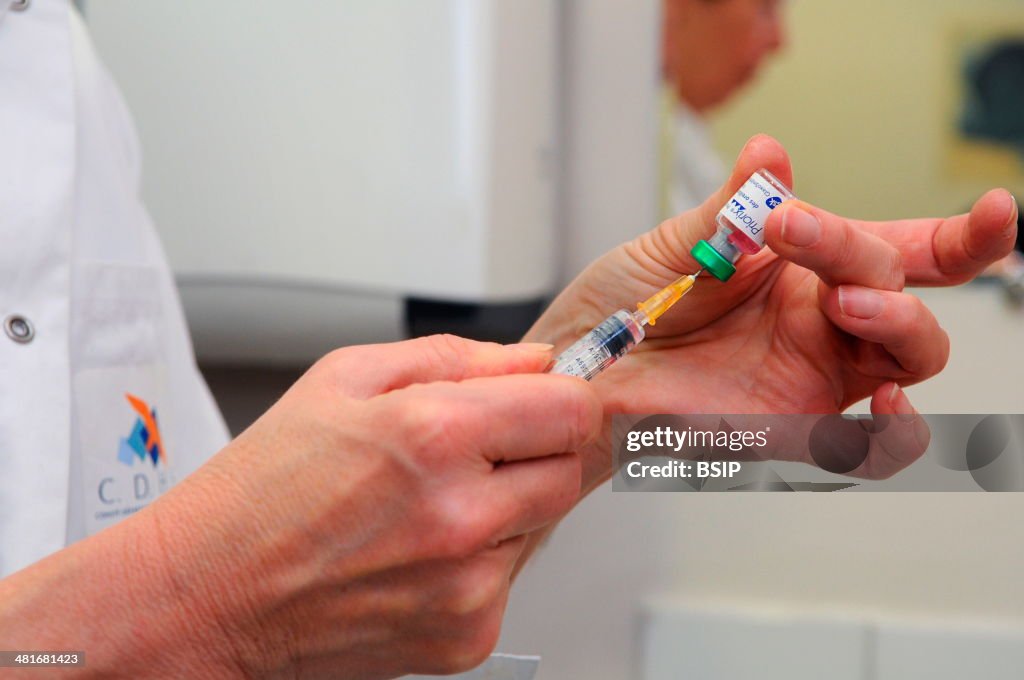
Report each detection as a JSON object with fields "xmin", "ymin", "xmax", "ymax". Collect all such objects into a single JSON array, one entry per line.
[
  {"xmin": 549, "ymin": 168, "xmax": 793, "ymax": 380},
  {"xmin": 526, "ymin": 134, "xmax": 1018, "ymax": 497}
]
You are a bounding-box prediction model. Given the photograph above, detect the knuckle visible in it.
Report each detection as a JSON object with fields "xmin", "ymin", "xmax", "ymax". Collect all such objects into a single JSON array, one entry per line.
[
  {"xmin": 394, "ymin": 390, "xmax": 464, "ymax": 460},
  {"xmin": 828, "ymin": 225, "xmax": 856, "ymax": 270},
  {"xmin": 888, "ymin": 248, "xmax": 906, "ymax": 290},
  {"xmin": 312, "ymin": 346, "xmax": 362, "ymax": 380},
  {"xmin": 317, "ymin": 345, "xmax": 351, "ymax": 368},
  {"xmin": 421, "ymin": 333, "xmax": 472, "ymax": 371},
  {"xmin": 426, "ymin": 493, "xmax": 494, "ymax": 558},
  {"xmin": 307, "ymin": 346, "xmax": 379, "ymax": 398},
  {"xmin": 445, "ymin": 562, "xmax": 507, "ymax": 616}
]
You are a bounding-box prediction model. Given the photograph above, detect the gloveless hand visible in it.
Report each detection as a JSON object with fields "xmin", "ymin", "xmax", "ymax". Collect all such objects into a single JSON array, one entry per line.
[
  {"xmin": 526, "ymin": 134, "xmax": 1017, "ymax": 490},
  {"xmin": 0, "ymin": 335, "xmax": 601, "ymax": 679}
]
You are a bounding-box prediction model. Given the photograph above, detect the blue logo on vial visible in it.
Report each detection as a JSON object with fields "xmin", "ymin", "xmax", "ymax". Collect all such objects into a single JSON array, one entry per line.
[{"xmin": 766, "ymin": 196, "xmax": 783, "ymax": 209}]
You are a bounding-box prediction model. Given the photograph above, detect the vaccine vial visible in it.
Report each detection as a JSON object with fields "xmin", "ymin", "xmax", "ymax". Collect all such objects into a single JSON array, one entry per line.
[{"xmin": 690, "ymin": 169, "xmax": 796, "ymax": 281}]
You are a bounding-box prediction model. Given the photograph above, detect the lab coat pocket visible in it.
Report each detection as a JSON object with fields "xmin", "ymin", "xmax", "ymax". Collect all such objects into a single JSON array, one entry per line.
[
  {"xmin": 71, "ymin": 262, "xmax": 174, "ymax": 538},
  {"xmin": 72, "ymin": 261, "xmax": 165, "ymax": 370}
]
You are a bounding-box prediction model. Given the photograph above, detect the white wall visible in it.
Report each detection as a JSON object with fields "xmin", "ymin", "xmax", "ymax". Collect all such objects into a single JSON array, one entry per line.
[{"xmin": 642, "ymin": 602, "xmax": 1024, "ymax": 680}]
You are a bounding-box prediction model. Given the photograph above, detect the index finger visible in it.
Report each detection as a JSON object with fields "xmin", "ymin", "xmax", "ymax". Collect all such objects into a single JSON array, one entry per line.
[
  {"xmin": 855, "ymin": 189, "xmax": 1017, "ymax": 286},
  {"xmin": 325, "ymin": 335, "xmax": 555, "ymax": 400},
  {"xmin": 393, "ymin": 373, "xmax": 603, "ymax": 464},
  {"xmin": 764, "ymin": 201, "xmax": 905, "ymax": 291},
  {"xmin": 460, "ymin": 373, "xmax": 604, "ymax": 462}
]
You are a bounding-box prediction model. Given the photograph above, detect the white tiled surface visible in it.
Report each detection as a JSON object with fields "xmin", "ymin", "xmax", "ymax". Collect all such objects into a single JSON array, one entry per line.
[
  {"xmin": 876, "ymin": 622, "xmax": 1024, "ymax": 680},
  {"xmin": 643, "ymin": 603, "xmax": 1024, "ymax": 680},
  {"xmin": 642, "ymin": 604, "xmax": 868, "ymax": 680}
]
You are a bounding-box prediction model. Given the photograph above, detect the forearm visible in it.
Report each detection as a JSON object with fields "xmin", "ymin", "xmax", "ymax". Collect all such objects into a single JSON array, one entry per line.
[{"xmin": 0, "ymin": 487, "xmax": 251, "ymax": 678}]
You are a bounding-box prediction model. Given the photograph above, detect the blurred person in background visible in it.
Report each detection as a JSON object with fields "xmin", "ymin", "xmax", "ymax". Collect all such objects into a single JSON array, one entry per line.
[{"xmin": 660, "ymin": 0, "xmax": 787, "ymax": 215}]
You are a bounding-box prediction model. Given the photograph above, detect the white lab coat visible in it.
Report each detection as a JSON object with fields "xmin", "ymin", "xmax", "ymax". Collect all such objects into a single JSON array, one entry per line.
[
  {"xmin": 659, "ymin": 86, "xmax": 726, "ymax": 219},
  {"xmin": 669, "ymin": 102, "xmax": 726, "ymax": 215},
  {"xmin": 0, "ymin": 1, "xmax": 229, "ymax": 578},
  {"xmin": 2, "ymin": 6, "xmax": 535, "ymax": 677}
]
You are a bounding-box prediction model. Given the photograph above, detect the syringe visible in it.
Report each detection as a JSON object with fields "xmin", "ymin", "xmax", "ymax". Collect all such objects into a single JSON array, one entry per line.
[
  {"xmin": 547, "ymin": 170, "xmax": 797, "ymax": 381},
  {"xmin": 547, "ymin": 271, "xmax": 701, "ymax": 381}
]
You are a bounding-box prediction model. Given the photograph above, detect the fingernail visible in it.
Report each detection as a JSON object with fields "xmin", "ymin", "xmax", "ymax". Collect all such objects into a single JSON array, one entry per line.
[
  {"xmin": 782, "ymin": 206, "xmax": 821, "ymax": 247},
  {"xmin": 506, "ymin": 342, "xmax": 554, "ymax": 353},
  {"xmin": 888, "ymin": 383, "xmax": 916, "ymax": 423},
  {"xmin": 740, "ymin": 135, "xmax": 758, "ymax": 155},
  {"xmin": 1004, "ymin": 193, "xmax": 1019, "ymax": 237},
  {"xmin": 838, "ymin": 286, "xmax": 885, "ymax": 319}
]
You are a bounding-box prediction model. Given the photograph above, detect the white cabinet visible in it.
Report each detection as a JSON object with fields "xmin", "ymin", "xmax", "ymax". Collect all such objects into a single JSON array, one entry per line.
[{"xmin": 86, "ymin": 0, "xmax": 561, "ymax": 361}]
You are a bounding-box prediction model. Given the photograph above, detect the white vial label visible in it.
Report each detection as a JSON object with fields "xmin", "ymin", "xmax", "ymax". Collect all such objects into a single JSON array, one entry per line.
[{"xmin": 718, "ymin": 172, "xmax": 789, "ymax": 249}]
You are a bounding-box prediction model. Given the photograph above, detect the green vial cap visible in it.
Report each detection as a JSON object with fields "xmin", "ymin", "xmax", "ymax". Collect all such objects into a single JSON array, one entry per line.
[{"xmin": 690, "ymin": 239, "xmax": 736, "ymax": 281}]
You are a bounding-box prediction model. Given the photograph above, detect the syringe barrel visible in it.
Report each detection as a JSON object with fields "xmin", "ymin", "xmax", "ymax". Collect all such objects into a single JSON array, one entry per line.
[{"xmin": 548, "ymin": 310, "xmax": 645, "ymax": 381}]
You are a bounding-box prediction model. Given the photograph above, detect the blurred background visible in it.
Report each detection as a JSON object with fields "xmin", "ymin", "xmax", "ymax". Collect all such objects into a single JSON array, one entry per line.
[{"xmin": 84, "ymin": 1, "xmax": 1024, "ymax": 677}]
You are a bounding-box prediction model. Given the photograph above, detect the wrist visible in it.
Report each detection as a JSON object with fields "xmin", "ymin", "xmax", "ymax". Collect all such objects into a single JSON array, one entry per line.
[
  {"xmin": 96, "ymin": 479, "xmax": 274, "ymax": 678},
  {"xmin": 124, "ymin": 492, "xmax": 254, "ymax": 677},
  {"xmin": 0, "ymin": 494, "xmax": 246, "ymax": 678},
  {"xmin": 125, "ymin": 458, "xmax": 299, "ymax": 677}
]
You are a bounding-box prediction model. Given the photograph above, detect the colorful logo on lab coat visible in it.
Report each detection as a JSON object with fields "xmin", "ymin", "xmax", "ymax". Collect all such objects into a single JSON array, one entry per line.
[{"xmin": 117, "ymin": 394, "xmax": 166, "ymax": 467}]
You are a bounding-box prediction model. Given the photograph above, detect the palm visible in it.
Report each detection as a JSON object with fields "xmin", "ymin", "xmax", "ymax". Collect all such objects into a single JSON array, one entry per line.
[{"xmin": 597, "ymin": 254, "xmax": 902, "ymax": 417}]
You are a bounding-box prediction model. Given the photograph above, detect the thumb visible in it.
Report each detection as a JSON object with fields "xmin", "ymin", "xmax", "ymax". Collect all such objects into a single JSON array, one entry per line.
[
  {"xmin": 326, "ymin": 334, "xmax": 555, "ymax": 399},
  {"xmin": 640, "ymin": 134, "xmax": 793, "ymax": 276}
]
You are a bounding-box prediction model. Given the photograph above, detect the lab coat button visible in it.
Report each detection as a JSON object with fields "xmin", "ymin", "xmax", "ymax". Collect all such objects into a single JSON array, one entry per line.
[{"xmin": 4, "ymin": 315, "xmax": 34, "ymax": 343}]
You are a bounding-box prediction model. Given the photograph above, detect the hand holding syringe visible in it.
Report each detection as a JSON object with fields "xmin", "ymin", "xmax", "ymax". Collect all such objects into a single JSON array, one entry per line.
[{"xmin": 549, "ymin": 169, "xmax": 795, "ymax": 381}]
